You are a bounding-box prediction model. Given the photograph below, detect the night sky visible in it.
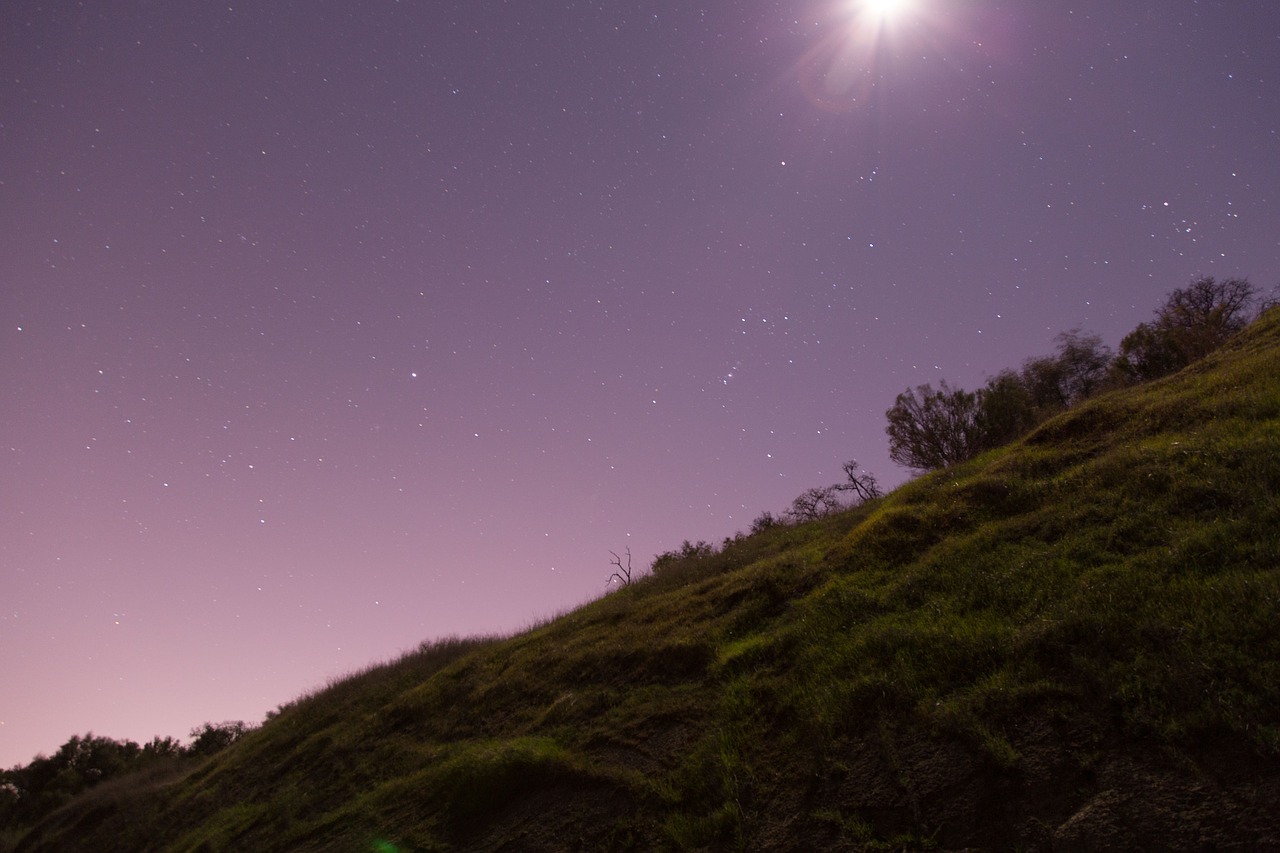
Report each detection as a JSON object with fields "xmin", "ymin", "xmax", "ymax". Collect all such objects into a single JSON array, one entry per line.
[{"xmin": 3, "ymin": 0, "xmax": 1278, "ymax": 767}]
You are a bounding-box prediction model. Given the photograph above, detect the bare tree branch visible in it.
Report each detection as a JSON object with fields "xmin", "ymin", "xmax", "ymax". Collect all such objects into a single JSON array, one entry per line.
[
  {"xmin": 607, "ymin": 547, "xmax": 635, "ymax": 587},
  {"xmin": 836, "ymin": 460, "xmax": 883, "ymax": 503}
]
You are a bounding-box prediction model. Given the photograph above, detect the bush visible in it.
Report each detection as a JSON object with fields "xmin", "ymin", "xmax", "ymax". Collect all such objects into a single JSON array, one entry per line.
[
  {"xmin": 188, "ymin": 721, "xmax": 252, "ymax": 757},
  {"xmin": 652, "ymin": 540, "xmax": 716, "ymax": 575}
]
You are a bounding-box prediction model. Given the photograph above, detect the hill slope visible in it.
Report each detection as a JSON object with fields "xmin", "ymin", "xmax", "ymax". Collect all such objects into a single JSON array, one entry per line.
[{"xmin": 16, "ymin": 309, "xmax": 1280, "ymax": 852}]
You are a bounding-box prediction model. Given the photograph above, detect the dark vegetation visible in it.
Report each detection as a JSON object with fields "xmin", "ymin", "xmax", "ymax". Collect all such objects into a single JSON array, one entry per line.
[
  {"xmin": 886, "ymin": 277, "xmax": 1265, "ymax": 471},
  {"xmin": 0, "ymin": 724, "xmax": 249, "ymax": 849},
  {"xmin": 5, "ymin": 278, "xmax": 1279, "ymax": 851}
]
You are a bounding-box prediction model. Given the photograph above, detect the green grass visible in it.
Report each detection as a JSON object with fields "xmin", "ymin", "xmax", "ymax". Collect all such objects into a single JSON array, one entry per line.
[{"xmin": 10, "ymin": 308, "xmax": 1280, "ymax": 852}]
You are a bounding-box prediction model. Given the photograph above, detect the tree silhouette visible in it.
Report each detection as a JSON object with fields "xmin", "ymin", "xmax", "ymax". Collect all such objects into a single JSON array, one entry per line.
[
  {"xmin": 607, "ymin": 548, "xmax": 636, "ymax": 587},
  {"xmin": 836, "ymin": 459, "xmax": 882, "ymax": 502},
  {"xmin": 885, "ymin": 381, "xmax": 981, "ymax": 471},
  {"xmin": 188, "ymin": 721, "xmax": 250, "ymax": 757},
  {"xmin": 1114, "ymin": 277, "xmax": 1256, "ymax": 381},
  {"xmin": 785, "ymin": 486, "xmax": 844, "ymax": 521}
]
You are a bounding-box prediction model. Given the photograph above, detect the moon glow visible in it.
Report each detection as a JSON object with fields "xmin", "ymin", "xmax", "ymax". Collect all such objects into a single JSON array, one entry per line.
[{"xmin": 860, "ymin": 0, "xmax": 913, "ymax": 25}]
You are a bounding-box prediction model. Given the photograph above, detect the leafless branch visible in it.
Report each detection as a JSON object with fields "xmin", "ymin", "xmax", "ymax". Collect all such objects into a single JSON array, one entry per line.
[
  {"xmin": 835, "ymin": 459, "xmax": 883, "ymax": 503},
  {"xmin": 608, "ymin": 547, "xmax": 635, "ymax": 587}
]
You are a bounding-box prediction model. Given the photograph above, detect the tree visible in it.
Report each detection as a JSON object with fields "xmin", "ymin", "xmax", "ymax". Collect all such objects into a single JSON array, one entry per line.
[
  {"xmin": 836, "ymin": 460, "xmax": 882, "ymax": 503},
  {"xmin": 1032, "ymin": 329, "xmax": 1113, "ymax": 408},
  {"xmin": 142, "ymin": 735, "xmax": 184, "ymax": 760},
  {"xmin": 188, "ymin": 721, "xmax": 250, "ymax": 757},
  {"xmin": 885, "ymin": 381, "xmax": 981, "ymax": 471},
  {"xmin": 607, "ymin": 548, "xmax": 637, "ymax": 587},
  {"xmin": 1114, "ymin": 277, "xmax": 1256, "ymax": 381},
  {"xmin": 884, "ymin": 280, "xmax": 1257, "ymax": 471},
  {"xmin": 749, "ymin": 510, "xmax": 781, "ymax": 534},
  {"xmin": 785, "ymin": 486, "xmax": 844, "ymax": 522},
  {"xmin": 0, "ymin": 733, "xmax": 160, "ymax": 830},
  {"xmin": 1113, "ymin": 321, "xmax": 1179, "ymax": 383},
  {"xmin": 973, "ymin": 369, "xmax": 1037, "ymax": 451},
  {"xmin": 971, "ymin": 330, "xmax": 1113, "ymax": 452}
]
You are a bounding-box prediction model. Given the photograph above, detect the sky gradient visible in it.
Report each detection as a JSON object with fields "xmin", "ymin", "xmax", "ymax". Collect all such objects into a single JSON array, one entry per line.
[{"xmin": 3, "ymin": 0, "xmax": 1278, "ymax": 767}]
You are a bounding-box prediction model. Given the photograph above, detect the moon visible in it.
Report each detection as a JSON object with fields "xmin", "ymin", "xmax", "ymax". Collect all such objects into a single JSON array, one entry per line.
[
  {"xmin": 792, "ymin": 0, "xmax": 927, "ymax": 111},
  {"xmin": 859, "ymin": 0, "xmax": 914, "ymax": 25}
]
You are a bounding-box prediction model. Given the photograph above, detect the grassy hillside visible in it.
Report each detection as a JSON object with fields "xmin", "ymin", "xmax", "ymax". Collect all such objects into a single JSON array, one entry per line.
[{"xmin": 14, "ymin": 309, "xmax": 1280, "ymax": 852}]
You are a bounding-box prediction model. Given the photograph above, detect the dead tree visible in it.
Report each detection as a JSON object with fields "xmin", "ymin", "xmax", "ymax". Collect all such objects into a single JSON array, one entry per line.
[
  {"xmin": 836, "ymin": 459, "xmax": 883, "ymax": 503},
  {"xmin": 608, "ymin": 548, "xmax": 636, "ymax": 587}
]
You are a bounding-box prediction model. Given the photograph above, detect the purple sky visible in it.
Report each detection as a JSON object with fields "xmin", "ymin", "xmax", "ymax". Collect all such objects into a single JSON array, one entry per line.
[{"xmin": 3, "ymin": 0, "xmax": 1278, "ymax": 767}]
